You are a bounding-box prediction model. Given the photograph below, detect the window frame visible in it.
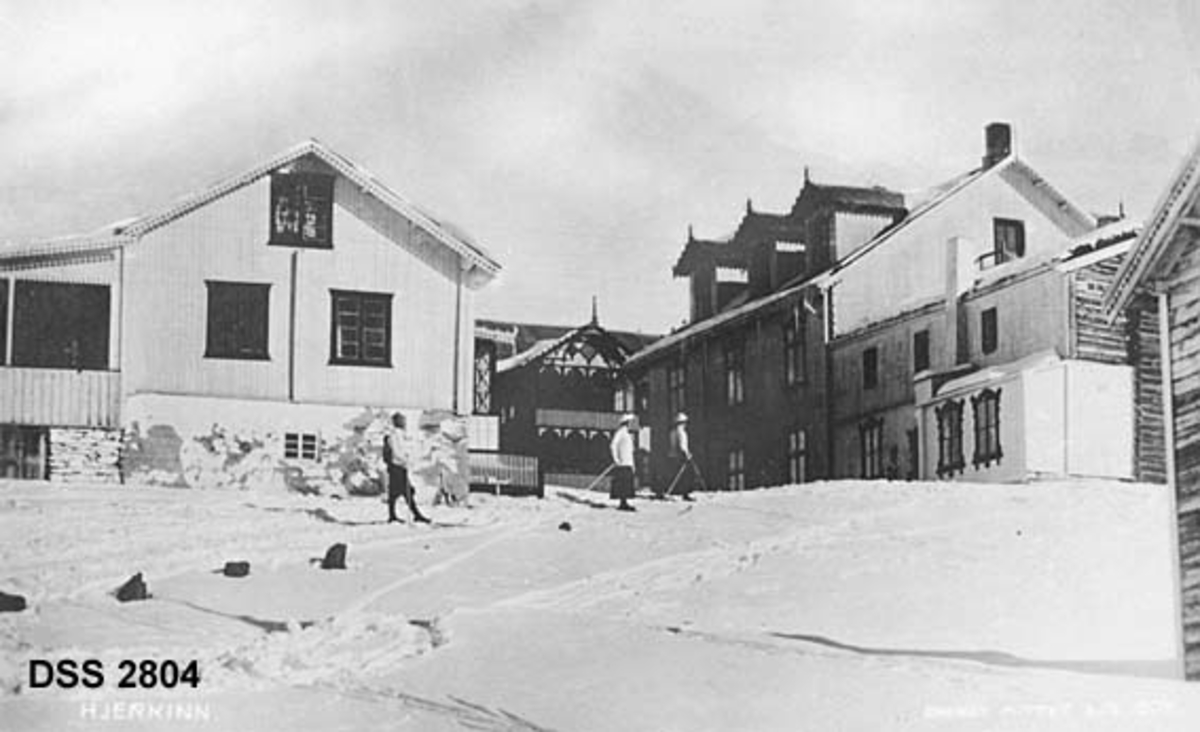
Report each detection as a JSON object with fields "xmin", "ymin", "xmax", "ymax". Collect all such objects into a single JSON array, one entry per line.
[
  {"xmin": 329, "ymin": 289, "xmax": 393, "ymax": 368},
  {"xmin": 724, "ymin": 339, "xmax": 745, "ymax": 406},
  {"xmin": 862, "ymin": 346, "xmax": 879, "ymax": 391},
  {"xmin": 11, "ymin": 280, "xmax": 111, "ymax": 370},
  {"xmin": 668, "ymin": 360, "xmax": 686, "ymax": 417},
  {"xmin": 269, "ymin": 172, "xmax": 335, "ymax": 249},
  {"xmin": 913, "ymin": 328, "xmax": 930, "ymax": 373},
  {"xmin": 971, "ymin": 388, "xmax": 1003, "ymax": 468},
  {"xmin": 473, "ymin": 339, "xmax": 496, "ymax": 415},
  {"xmin": 727, "ymin": 447, "xmax": 745, "ymax": 491},
  {"xmin": 204, "ymin": 280, "xmax": 272, "ymax": 361},
  {"xmin": 0, "ymin": 278, "xmax": 7, "ymax": 366},
  {"xmin": 993, "ymin": 218, "xmax": 1025, "ymax": 264},
  {"xmin": 786, "ymin": 427, "xmax": 807, "ymax": 484},
  {"xmin": 981, "ymin": 307, "xmax": 998, "ymax": 355},
  {"xmin": 283, "ymin": 432, "xmax": 321, "ymax": 461},
  {"xmin": 936, "ymin": 399, "xmax": 965, "ymax": 477},
  {"xmin": 783, "ymin": 306, "xmax": 806, "ymax": 386},
  {"xmin": 859, "ymin": 417, "xmax": 883, "ymax": 479}
]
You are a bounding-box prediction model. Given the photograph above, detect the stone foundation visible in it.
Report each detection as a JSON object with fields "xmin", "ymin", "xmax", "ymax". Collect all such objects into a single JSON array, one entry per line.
[{"xmin": 48, "ymin": 427, "xmax": 122, "ymax": 484}]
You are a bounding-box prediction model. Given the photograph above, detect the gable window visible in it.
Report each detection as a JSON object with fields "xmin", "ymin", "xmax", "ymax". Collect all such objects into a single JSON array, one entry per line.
[
  {"xmin": 972, "ymin": 388, "xmax": 1003, "ymax": 468},
  {"xmin": 913, "ymin": 329, "xmax": 930, "ymax": 373},
  {"xmin": 12, "ymin": 281, "xmax": 110, "ymax": 370},
  {"xmin": 981, "ymin": 307, "xmax": 998, "ymax": 355},
  {"xmin": 725, "ymin": 340, "xmax": 745, "ymax": 406},
  {"xmin": 936, "ymin": 399, "xmax": 965, "ymax": 477},
  {"xmin": 283, "ymin": 432, "xmax": 320, "ymax": 461},
  {"xmin": 786, "ymin": 428, "xmax": 807, "ymax": 484},
  {"xmin": 862, "ymin": 347, "xmax": 879, "ymax": 390},
  {"xmin": 205, "ymin": 281, "xmax": 270, "ymax": 360},
  {"xmin": 330, "ymin": 290, "xmax": 392, "ymax": 367},
  {"xmin": 783, "ymin": 307, "xmax": 806, "ymax": 386},
  {"xmin": 859, "ymin": 417, "xmax": 883, "ymax": 479},
  {"xmin": 993, "ymin": 218, "xmax": 1025, "ymax": 264},
  {"xmin": 270, "ymin": 172, "xmax": 334, "ymax": 248},
  {"xmin": 727, "ymin": 448, "xmax": 745, "ymax": 491},
  {"xmin": 636, "ymin": 378, "xmax": 650, "ymax": 417},
  {"xmin": 668, "ymin": 360, "xmax": 686, "ymax": 416}
]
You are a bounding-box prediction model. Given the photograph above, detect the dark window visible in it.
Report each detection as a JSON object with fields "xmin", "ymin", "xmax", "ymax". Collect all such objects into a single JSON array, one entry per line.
[
  {"xmin": 859, "ymin": 417, "xmax": 883, "ymax": 479},
  {"xmin": 668, "ymin": 361, "xmax": 686, "ymax": 416},
  {"xmin": 913, "ymin": 329, "xmax": 930, "ymax": 373},
  {"xmin": 725, "ymin": 340, "xmax": 745, "ymax": 406},
  {"xmin": 972, "ymin": 388, "xmax": 1003, "ymax": 467},
  {"xmin": 783, "ymin": 306, "xmax": 806, "ymax": 386},
  {"xmin": 283, "ymin": 432, "xmax": 320, "ymax": 461},
  {"xmin": 787, "ymin": 428, "xmax": 807, "ymax": 484},
  {"xmin": 993, "ymin": 218, "xmax": 1025, "ymax": 264},
  {"xmin": 0, "ymin": 279, "xmax": 7, "ymax": 365},
  {"xmin": 936, "ymin": 399, "xmax": 965, "ymax": 477},
  {"xmin": 906, "ymin": 428, "xmax": 920, "ymax": 480},
  {"xmin": 473, "ymin": 339, "xmax": 496, "ymax": 415},
  {"xmin": 727, "ymin": 448, "xmax": 745, "ymax": 491},
  {"xmin": 981, "ymin": 308, "xmax": 998, "ymax": 355},
  {"xmin": 636, "ymin": 378, "xmax": 650, "ymax": 417},
  {"xmin": 330, "ymin": 290, "xmax": 392, "ymax": 367},
  {"xmin": 12, "ymin": 281, "xmax": 109, "ymax": 370},
  {"xmin": 270, "ymin": 173, "xmax": 334, "ymax": 248},
  {"xmin": 205, "ymin": 281, "xmax": 270, "ymax": 360},
  {"xmin": 0, "ymin": 425, "xmax": 48, "ymax": 479},
  {"xmin": 862, "ymin": 347, "xmax": 879, "ymax": 390}
]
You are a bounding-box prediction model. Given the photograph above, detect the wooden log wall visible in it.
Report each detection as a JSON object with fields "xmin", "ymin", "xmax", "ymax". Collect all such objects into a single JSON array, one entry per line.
[
  {"xmin": 1073, "ymin": 257, "xmax": 1131, "ymax": 364},
  {"xmin": 1168, "ymin": 272, "xmax": 1200, "ymax": 680}
]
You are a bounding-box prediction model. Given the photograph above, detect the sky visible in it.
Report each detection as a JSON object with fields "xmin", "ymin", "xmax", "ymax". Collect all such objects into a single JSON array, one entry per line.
[{"xmin": 2, "ymin": 0, "xmax": 1199, "ymax": 335}]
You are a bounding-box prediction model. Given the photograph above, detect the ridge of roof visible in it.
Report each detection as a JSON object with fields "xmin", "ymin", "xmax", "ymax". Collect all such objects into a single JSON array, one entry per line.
[
  {"xmin": 3, "ymin": 139, "xmax": 500, "ymax": 275},
  {"xmin": 1104, "ymin": 132, "xmax": 1200, "ymax": 316}
]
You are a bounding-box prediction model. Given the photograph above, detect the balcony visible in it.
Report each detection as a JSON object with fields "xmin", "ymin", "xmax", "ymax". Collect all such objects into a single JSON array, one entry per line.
[{"xmin": 0, "ymin": 367, "xmax": 121, "ymax": 428}]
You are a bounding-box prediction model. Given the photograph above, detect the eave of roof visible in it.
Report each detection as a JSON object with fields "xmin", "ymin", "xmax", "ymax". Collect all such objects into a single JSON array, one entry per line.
[
  {"xmin": 2, "ymin": 139, "xmax": 501, "ymax": 277},
  {"xmin": 1104, "ymin": 133, "xmax": 1200, "ymax": 316}
]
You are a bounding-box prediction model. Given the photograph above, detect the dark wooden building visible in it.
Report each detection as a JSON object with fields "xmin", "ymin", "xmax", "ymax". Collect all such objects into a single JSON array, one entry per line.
[
  {"xmin": 475, "ymin": 314, "xmax": 658, "ymax": 487},
  {"xmin": 1105, "ymin": 135, "xmax": 1200, "ymax": 680}
]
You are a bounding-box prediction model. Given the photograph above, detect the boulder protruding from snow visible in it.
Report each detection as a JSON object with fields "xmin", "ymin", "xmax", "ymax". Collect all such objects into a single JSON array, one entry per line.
[
  {"xmin": 558, "ymin": 521, "xmax": 572, "ymax": 532},
  {"xmin": 321, "ymin": 543, "xmax": 347, "ymax": 570},
  {"xmin": 115, "ymin": 573, "xmax": 150, "ymax": 603},
  {"xmin": 223, "ymin": 561, "xmax": 250, "ymax": 578},
  {"xmin": 0, "ymin": 591, "xmax": 27, "ymax": 613}
]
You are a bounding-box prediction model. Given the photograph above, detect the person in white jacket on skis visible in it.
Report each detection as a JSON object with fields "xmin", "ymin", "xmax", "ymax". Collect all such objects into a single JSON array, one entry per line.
[{"xmin": 609, "ymin": 413, "xmax": 637, "ymax": 512}]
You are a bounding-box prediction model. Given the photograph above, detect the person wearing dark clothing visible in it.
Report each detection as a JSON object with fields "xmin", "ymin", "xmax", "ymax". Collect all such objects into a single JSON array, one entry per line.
[
  {"xmin": 662, "ymin": 412, "xmax": 696, "ymax": 501},
  {"xmin": 609, "ymin": 413, "xmax": 637, "ymax": 512},
  {"xmin": 384, "ymin": 412, "xmax": 429, "ymax": 524}
]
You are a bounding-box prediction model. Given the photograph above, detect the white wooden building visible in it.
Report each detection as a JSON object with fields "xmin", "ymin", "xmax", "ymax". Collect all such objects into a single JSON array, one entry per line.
[{"xmin": 0, "ymin": 140, "xmax": 499, "ymax": 490}]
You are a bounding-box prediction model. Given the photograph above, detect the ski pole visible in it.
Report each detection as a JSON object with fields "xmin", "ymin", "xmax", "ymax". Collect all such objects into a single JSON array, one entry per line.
[
  {"xmin": 584, "ymin": 462, "xmax": 616, "ymax": 492},
  {"xmin": 663, "ymin": 458, "xmax": 690, "ymax": 497},
  {"xmin": 690, "ymin": 457, "xmax": 709, "ymax": 492}
]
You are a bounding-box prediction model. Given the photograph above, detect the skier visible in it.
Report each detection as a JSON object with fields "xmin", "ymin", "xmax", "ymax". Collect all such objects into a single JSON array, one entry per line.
[
  {"xmin": 609, "ymin": 413, "xmax": 637, "ymax": 512},
  {"xmin": 383, "ymin": 412, "xmax": 430, "ymax": 524},
  {"xmin": 663, "ymin": 412, "xmax": 696, "ymax": 501}
]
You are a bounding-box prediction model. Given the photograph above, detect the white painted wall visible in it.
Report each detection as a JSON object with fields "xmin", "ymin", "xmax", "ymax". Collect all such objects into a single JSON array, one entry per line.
[
  {"xmin": 1024, "ymin": 361, "xmax": 1067, "ymax": 475},
  {"xmin": 1066, "ymin": 360, "xmax": 1134, "ymax": 479},
  {"xmin": 832, "ymin": 169, "xmax": 1077, "ymax": 336}
]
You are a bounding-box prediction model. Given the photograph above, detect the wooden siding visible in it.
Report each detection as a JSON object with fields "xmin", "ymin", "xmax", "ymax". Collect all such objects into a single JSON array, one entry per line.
[
  {"xmin": 0, "ymin": 368, "xmax": 120, "ymax": 427},
  {"xmin": 1072, "ymin": 257, "xmax": 1130, "ymax": 364},
  {"xmin": 123, "ymin": 165, "xmax": 468, "ymax": 412},
  {"xmin": 1168, "ymin": 273, "xmax": 1200, "ymax": 679},
  {"xmin": 1129, "ymin": 293, "xmax": 1167, "ymax": 483}
]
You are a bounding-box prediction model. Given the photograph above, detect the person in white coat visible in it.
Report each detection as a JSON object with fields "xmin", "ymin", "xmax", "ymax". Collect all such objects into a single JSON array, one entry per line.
[{"xmin": 609, "ymin": 413, "xmax": 637, "ymax": 512}]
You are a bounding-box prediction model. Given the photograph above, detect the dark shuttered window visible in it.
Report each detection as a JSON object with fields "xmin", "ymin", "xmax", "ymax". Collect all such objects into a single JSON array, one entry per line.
[
  {"xmin": 330, "ymin": 290, "xmax": 392, "ymax": 367},
  {"xmin": 205, "ymin": 281, "xmax": 271, "ymax": 360},
  {"xmin": 12, "ymin": 281, "xmax": 110, "ymax": 370}
]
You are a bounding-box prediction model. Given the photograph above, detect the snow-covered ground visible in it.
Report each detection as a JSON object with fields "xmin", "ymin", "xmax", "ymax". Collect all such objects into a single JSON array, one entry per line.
[{"xmin": 2, "ymin": 477, "xmax": 1199, "ymax": 731}]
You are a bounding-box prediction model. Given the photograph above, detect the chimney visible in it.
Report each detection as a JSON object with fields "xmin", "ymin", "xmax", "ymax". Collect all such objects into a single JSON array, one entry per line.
[
  {"xmin": 983, "ymin": 122, "xmax": 1012, "ymax": 168},
  {"xmin": 944, "ymin": 237, "xmax": 969, "ymax": 367}
]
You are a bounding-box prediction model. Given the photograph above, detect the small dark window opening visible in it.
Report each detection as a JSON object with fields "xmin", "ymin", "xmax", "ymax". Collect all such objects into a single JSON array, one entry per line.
[
  {"xmin": 284, "ymin": 432, "xmax": 320, "ymax": 461},
  {"xmin": 727, "ymin": 448, "xmax": 745, "ymax": 491},
  {"xmin": 981, "ymin": 308, "xmax": 998, "ymax": 355},
  {"xmin": 668, "ymin": 361, "xmax": 686, "ymax": 416},
  {"xmin": 783, "ymin": 306, "xmax": 806, "ymax": 386},
  {"xmin": 913, "ymin": 329, "xmax": 930, "ymax": 373},
  {"xmin": 270, "ymin": 172, "xmax": 334, "ymax": 248},
  {"xmin": 936, "ymin": 399, "xmax": 965, "ymax": 477},
  {"xmin": 206, "ymin": 281, "xmax": 271, "ymax": 360},
  {"xmin": 330, "ymin": 290, "xmax": 392, "ymax": 367},
  {"xmin": 993, "ymin": 218, "xmax": 1025, "ymax": 264},
  {"xmin": 0, "ymin": 278, "xmax": 7, "ymax": 365},
  {"xmin": 862, "ymin": 347, "xmax": 879, "ymax": 390},
  {"xmin": 725, "ymin": 340, "xmax": 745, "ymax": 406},
  {"xmin": 12, "ymin": 281, "xmax": 110, "ymax": 370},
  {"xmin": 787, "ymin": 428, "xmax": 807, "ymax": 484}
]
